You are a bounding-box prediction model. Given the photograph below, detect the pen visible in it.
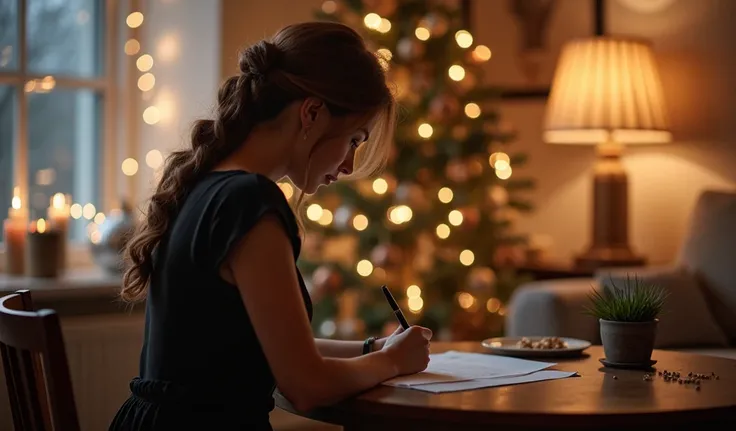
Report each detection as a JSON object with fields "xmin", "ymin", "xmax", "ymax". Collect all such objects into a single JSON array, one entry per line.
[{"xmin": 381, "ymin": 285, "xmax": 410, "ymax": 330}]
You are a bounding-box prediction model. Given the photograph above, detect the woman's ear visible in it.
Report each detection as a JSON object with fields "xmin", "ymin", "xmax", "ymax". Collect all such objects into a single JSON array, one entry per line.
[
  {"xmin": 300, "ymin": 97, "xmax": 330, "ymax": 139},
  {"xmin": 300, "ymin": 97, "xmax": 325, "ymax": 130}
]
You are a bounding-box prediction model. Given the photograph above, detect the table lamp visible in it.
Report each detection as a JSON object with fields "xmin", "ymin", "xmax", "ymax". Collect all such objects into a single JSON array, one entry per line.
[{"xmin": 544, "ymin": 36, "xmax": 672, "ymax": 270}]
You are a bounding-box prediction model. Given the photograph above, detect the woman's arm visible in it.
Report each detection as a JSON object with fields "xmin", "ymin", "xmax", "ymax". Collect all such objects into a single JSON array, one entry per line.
[
  {"xmin": 223, "ymin": 214, "xmax": 401, "ymax": 412},
  {"xmin": 315, "ymin": 338, "xmax": 387, "ymax": 358}
]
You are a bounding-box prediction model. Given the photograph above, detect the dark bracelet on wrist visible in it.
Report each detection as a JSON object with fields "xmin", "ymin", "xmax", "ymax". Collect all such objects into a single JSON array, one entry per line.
[{"xmin": 362, "ymin": 336, "xmax": 377, "ymax": 355}]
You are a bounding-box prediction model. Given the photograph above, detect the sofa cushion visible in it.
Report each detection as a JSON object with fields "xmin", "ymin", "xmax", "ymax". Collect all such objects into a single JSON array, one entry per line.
[
  {"xmin": 596, "ymin": 266, "xmax": 730, "ymax": 349},
  {"xmin": 677, "ymin": 190, "xmax": 736, "ymax": 343}
]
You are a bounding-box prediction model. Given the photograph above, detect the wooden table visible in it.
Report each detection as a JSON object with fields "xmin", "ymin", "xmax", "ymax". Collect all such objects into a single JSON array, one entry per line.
[{"xmin": 275, "ymin": 342, "xmax": 736, "ymax": 430}]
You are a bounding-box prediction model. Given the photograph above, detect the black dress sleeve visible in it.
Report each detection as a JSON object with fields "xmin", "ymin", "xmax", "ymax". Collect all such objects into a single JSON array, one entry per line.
[{"xmin": 193, "ymin": 173, "xmax": 301, "ymax": 273}]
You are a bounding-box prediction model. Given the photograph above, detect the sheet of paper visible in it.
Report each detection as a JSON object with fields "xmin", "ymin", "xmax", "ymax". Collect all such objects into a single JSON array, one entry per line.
[
  {"xmin": 407, "ymin": 370, "xmax": 578, "ymax": 393},
  {"xmin": 383, "ymin": 350, "xmax": 556, "ymax": 387}
]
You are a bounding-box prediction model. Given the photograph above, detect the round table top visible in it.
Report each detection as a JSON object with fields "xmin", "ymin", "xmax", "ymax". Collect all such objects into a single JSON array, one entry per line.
[{"xmin": 276, "ymin": 342, "xmax": 736, "ymax": 429}]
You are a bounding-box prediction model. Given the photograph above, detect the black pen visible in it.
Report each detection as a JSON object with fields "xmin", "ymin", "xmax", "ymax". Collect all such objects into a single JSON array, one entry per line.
[{"xmin": 381, "ymin": 285, "xmax": 410, "ymax": 330}]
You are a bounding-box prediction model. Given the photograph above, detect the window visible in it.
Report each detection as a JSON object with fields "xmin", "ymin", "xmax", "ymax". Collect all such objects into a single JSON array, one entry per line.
[{"xmin": 0, "ymin": 0, "xmax": 114, "ymax": 243}]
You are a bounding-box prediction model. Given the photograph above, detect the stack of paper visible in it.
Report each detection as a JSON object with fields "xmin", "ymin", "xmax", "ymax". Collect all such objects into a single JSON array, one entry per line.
[{"xmin": 382, "ymin": 351, "xmax": 577, "ymax": 393}]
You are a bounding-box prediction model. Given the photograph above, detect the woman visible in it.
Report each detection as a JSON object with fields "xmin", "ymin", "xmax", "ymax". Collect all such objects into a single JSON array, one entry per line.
[{"xmin": 109, "ymin": 21, "xmax": 433, "ymax": 430}]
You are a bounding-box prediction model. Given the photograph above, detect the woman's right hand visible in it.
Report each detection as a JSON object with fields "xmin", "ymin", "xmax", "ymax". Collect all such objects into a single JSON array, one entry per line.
[{"xmin": 381, "ymin": 325, "xmax": 433, "ymax": 376}]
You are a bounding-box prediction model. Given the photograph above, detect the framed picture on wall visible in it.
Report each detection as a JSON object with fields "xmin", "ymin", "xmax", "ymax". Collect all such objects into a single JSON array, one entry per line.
[{"xmin": 463, "ymin": 0, "xmax": 604, "ymax": 100}]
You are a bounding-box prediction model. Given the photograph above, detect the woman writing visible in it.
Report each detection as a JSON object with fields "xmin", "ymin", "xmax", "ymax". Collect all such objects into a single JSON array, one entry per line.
[{"xmin": 109, "ymin": 21, "xmax": 432, "ymax": 430}]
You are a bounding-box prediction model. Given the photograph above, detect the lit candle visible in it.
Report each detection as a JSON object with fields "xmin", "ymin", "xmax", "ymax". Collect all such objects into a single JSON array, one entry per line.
[
  {"xmin": 3, "ymin": 187, "xmax": 27, "ymax": 275},
  {"xmin": 26, "ymin": 218, "xmax": 61, "ymax": 278},
  {"xmin": 47, "ymin": 192, "xmax": 70, "ymax": 272}
]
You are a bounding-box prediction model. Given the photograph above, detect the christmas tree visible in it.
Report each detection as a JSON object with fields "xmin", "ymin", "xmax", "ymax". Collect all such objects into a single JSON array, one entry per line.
[{"xmin": 280, "ymin": 0, "xmax": 535, "ymax": 341}]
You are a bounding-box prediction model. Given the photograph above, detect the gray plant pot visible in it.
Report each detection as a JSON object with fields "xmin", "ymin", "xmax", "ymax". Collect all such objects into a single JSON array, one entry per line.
[{"xmin": 599, "ymin": 319, "xmax": 658, "ymax": 364}]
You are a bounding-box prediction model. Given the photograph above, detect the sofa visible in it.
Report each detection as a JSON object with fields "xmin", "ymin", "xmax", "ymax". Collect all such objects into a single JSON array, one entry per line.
[{"xmin": 506, "ymin": 189, "xmax": 736, "ymax": 360}]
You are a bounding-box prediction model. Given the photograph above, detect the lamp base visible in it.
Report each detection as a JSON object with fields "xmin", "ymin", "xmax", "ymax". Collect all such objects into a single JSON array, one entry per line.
[
  {"xmin": 576, "ymin": 141, "xmax": 647, "ymax": 272},
  {"xmin": 575, "ymin": 247, "xmax": 647, "ymax": 271}
]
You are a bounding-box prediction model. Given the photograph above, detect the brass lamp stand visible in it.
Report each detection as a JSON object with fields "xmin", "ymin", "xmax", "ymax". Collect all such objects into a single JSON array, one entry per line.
[{"xmin": 575, "ymin": 140, "xmax": 646, "ymax": 270}]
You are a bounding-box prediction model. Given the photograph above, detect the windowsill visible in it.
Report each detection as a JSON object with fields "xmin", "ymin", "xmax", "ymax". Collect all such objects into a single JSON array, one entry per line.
[{"xmin": 0, "ymin": 242, "xmax": 123, "ymax": 302}]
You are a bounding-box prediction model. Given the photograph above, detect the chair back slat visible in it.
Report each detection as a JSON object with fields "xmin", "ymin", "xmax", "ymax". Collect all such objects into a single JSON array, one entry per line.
[{"xmin": 0, "ymin": 290, "xmax": 80, "ymax": 431}]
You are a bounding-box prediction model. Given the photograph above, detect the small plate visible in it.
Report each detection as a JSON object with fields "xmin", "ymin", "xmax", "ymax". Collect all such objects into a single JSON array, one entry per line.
[{"xmin": 481, "ymin": 336, "xmax": 592, "ymax": 358}]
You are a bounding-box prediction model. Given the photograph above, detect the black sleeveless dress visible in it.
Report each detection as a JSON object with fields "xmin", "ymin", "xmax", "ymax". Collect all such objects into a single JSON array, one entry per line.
[{"xmin": 108, "ymin": 171, "xmax": 311, "ymax": 430}]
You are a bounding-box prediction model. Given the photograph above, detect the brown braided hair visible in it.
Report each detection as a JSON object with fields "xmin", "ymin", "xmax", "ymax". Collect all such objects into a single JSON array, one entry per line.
[{"xmin": 120, "ymin": 22, "xmax": 396, "ymax": 303}]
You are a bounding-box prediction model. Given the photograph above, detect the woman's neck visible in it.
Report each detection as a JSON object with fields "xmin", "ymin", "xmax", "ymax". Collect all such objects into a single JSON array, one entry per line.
[{"xmin": 213, "ymin": 127, "xmax": 292, "ymax": 182}]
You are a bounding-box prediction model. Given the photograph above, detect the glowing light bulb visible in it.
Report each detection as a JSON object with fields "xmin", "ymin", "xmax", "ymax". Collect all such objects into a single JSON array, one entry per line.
[
  {"xmin": 357, "ymin": 259, "xmax": 373, "ymax": 276},
  {"xmin": 459, "ymin": 249, "xmax": 475, "ymax": 266},
  {"xmin": 489, "ymin": 152, "xmax": 510, "ymax": 170},
  {"xmin": 318, "ymin": 209, "xmax": 333, "ymax": 226},
  {"xmin": 372, "ymin": 178, "xmax": 388, "ymax": 194},
  {"xmin": 436, "ymin": 224, "xmax": 450, "ymax": 239},
  {"xmin": 418, "ymin": 123, "xmax": 433, "ymax": 138},
  {"xmin": 82, "ymin": 203, "xmax": 96, "ymax": 220},
  {"xmin": 121, "ymin": 158, "xmax": 138, "ymax": 176},
  {"xmin": 378, "ymin": 18, "xmax": 391, "ymax": 33},
  {"xmin": 496, "ymin": 166, "xmax": 512, "ymax": 180},
  {"xmin": 464, "ymin": 102, "xmax": 481, "ymax": 118},
  {"xmin": 138, "ymin": 73, "xmax": 155, "ymax": 91},
  {"xmin": 406, "ymin": 285, "xmax": 421, "ymax": 298},
  {"xmin": 437, "ymin": 187, "xmax": 453, "ymax": 203},
  {"xmin": 124, "ymin": 39, "xmax": 140, "ymax": 55},
  {"xmin": 457, "ymin": 292, "xmax": 475, "ymax": 309},
  {"xmin": 455, "ymin": 30, "xmax": 473, "ymax": 48},
  {"xmin": 126, "ymin": 12, "xmax": 144, "ymax": 28},
  {"xmin": 306, "ymin": 204, "xmax": 323, "ymax": 221},
  {"xmin": 415, "ymin": 27, "xmax": 430, "ymax": 41},
  {"xmin": 145, "ymin": 149, "xmax": 163, "ymax": 169},
  {"xmin": 448, "ymin": 210, "xmax": 463, "ymax": 226},
  {"xmin": 487, "ymin": 298, "xmax": 502, "ymax": 313},
  {"xmin": 94, "ymin": 212, "xmax": 106, "ymax": 225},
  {"xmin": 352, "ymin": 214, "xmax": 368, "ymax": 231},
  {"xmin": 472, "ymin": 45, "xmax": 492, "ymax": 62},
  {"xmin": 448, "ymin": 65, "xmax": 465, "ymax": 81},
  {"xmin": 408, "ymin": 296, "xmax": 423, "ymax": 312},
  {"xmin": 364, "ymin": 13, "xmax": 381, "ymax": 30},
  {"xmin": 143, "ymin": 106, "xmax": 160, "ymax": 124},
  {"xmin": 70, "ymin": 203, "xmax": 83, "ymax": 219},
  {"xmin": 136, "ymin": 54, "xmax": 153, "ymax": 72}
]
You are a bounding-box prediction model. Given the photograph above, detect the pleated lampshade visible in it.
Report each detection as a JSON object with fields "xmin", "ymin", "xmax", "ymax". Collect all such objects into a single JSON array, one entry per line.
[{"xmin": 544, "ymin": 37, "xmax": 672, "ymax": 145}]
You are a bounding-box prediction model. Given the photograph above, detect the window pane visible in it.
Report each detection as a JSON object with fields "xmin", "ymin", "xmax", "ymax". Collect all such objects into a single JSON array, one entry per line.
[
  {"xmin": 0, "ymin": 0, "xmax": 18, "ymax": 70},
  {"xmin": 27, "ymin": 0, "xmax": 104, "ymax": 78},
  {"xmin": 0, "ymin": 84, "xmax": 16, "ymax": 242},
  {"xmin": 28, "ymin": 88, "xmax": 102, "ymax": 242}
]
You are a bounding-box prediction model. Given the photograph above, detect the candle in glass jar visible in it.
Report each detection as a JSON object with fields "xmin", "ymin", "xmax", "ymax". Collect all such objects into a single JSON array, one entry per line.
[
  {"xmin": 47, "ymin": 192, "xmax": 69, "ymax": 272},
  {"xmin": 26, "ymin": 218, "xmax": 61, "ymax": 278},
  {"xmin": 3, "ymin": 187, "xmax": 27, "ymax": 275}
]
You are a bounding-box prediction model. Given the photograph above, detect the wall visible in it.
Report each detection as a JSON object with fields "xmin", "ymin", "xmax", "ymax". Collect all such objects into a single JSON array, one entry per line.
[
  {"xmin": 219, "ymin": 0, "xmax": 736, "ymax": 265},
  {"xmin": 134, "ymin": 0, "xmax": 222, "ymax": 201},
  {"xmin": 473, "ymin": 0, "xmax": 736, "ymax": 265}
]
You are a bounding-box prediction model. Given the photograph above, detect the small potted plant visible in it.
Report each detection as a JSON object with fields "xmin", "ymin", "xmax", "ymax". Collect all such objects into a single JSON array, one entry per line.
[{"xmin": 586, "ymin": 274, "xmax": 668, "ymax": 366}]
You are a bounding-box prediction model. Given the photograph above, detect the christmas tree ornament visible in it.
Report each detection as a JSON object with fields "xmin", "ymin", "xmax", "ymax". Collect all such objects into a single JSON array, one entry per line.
[
  {"xmin": 421, "ymin": 12, "xmax": 449, "ymax": 36},
  {"xmin": 397, "ymin": 37, "xmax": 425, "ymax": 61},
  {"xmin": 467, "ymin": 266, "xmax": 497, "ymax": 295},
  {"xmin": 429, "ymin": 92, "xmax": 461, "ymax": 122},
  {"xmin": 333, "ymin": 206, "xmax": 353, "ymax": 230},
  {"xmin": 370, "ymin": 243, "xmax": 404, "ymax": 268},
  {"xmin": 445, "ymin": 159, "xmax": 469, "ymax": 183},
  {"xmin": 310, "ymin": 265, "xmax": 343, "ymax": 303}
]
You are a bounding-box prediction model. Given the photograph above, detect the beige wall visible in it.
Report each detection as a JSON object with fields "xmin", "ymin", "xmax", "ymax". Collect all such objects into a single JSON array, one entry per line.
[{"xmin": 220, "ymin": 0, "xmax": 736, "ymax": 265}]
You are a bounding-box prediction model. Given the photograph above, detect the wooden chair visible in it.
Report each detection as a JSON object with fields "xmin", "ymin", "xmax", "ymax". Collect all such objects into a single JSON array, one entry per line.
[{"xmin": 0, "ymin": 289, "xmax": 80, "ymax": 431}]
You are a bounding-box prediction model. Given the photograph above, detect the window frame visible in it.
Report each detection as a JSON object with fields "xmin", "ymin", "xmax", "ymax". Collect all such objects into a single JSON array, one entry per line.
[{"xmin": 0, "ymin": 0, "xmax": 137, "ymax": 271}]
